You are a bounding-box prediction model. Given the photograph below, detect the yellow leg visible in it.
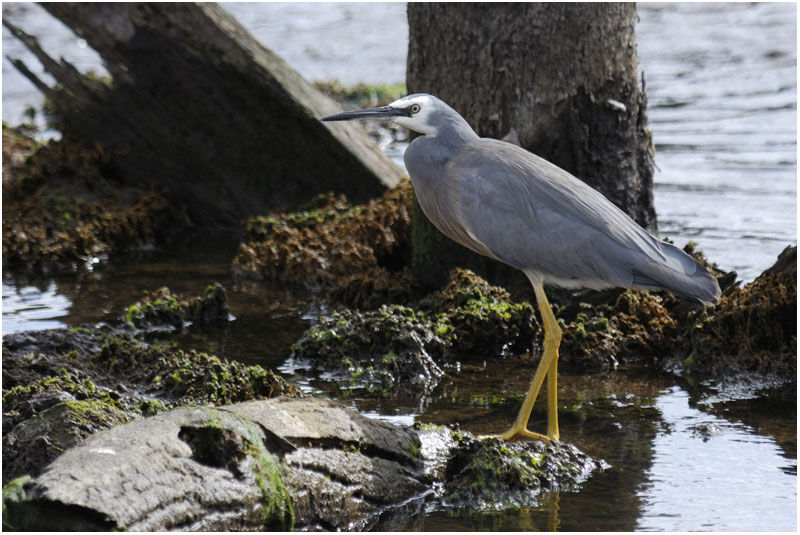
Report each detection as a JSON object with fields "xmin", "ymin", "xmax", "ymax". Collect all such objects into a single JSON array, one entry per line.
[{"xmin": 480, "ymin": 280, "xmax": 561, "ymax": 443}]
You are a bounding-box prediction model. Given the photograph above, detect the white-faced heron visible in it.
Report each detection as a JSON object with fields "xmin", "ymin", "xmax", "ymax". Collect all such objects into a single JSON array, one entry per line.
[{"xmin": 323, "ymin": 94, "xmax": 721, "ymax": 443}]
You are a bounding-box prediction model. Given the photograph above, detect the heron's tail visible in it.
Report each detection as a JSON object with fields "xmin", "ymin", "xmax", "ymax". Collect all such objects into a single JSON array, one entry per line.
[{"xmin": 631, "ymin": 241, "xmax": 721, "ymax": 306}]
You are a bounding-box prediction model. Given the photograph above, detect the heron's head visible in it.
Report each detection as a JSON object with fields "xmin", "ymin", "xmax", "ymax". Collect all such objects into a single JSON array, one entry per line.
[{"xmin": 322, "ymin": 93, "xmax": 460, "ymax": 137}]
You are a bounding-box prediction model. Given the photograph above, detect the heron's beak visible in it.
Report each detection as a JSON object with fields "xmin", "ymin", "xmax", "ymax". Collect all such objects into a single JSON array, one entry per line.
[{"xmin": 322, "ymin": 105, "xmax": 409, "ymax": 122}]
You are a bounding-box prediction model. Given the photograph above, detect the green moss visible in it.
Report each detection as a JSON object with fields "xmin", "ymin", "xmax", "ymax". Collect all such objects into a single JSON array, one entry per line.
[
  {"xmin": 224, "ymin": 413, "xmax": 293, "ymax": 530},
  {"xmin": 125, "ymin": 287, "xmax": 185, "ymax": 329},
  {"xmin": 313, "ymin": 80, "xmax": 407, "ymax": 107},
  {"xmin": 408, "ymin": 437, "xmax": 422, "ymax": 458},
  {"xmin": 445, "ymin": 438, "xmax": 552, "ymax": 509},
  {"xmin": 58, "ymin": 400, "xmax": 131, "ymax": 429},
  {"xmin": 139, "ymin": 399, "xmax": 169, "ymax": 416},
  {"xmin": 2, "ymin": 475, "xmax": 32, "ymax": 530},
  {"xmin": 69, "ymin": 326, "xmax": 91, "ymax": 334}
]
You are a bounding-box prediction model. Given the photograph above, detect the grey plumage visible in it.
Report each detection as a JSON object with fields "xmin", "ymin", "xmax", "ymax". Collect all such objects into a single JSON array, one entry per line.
[
  {"xmin": 323, "ymin": 92, "xmax": 720, "ymax": 443},
  {"xmin": 325, "ymin": 93, "xmax": 720, "ymax": 306}
]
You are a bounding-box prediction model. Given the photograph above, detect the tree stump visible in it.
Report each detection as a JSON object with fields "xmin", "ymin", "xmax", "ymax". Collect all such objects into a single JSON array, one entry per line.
[{"xmin": 406, "ymin": 3, "xmax": 656, "ymax": 289}]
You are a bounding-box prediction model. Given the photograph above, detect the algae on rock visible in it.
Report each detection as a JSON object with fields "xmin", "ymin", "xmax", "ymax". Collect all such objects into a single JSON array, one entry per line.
[
  {"xmin": 2, "ymin": 325, "xmax": 300, "ymax": 484},
  {"xmin": 234, "ymin": 180, "xmax": 416, "ymax": 305},
  {"xmin": 2, "ymin": 125, "xmax": 187, "ymax": 274},
  {"xmin": 679, "ymin": 245, "xmax": 797, "ymax": 385}
]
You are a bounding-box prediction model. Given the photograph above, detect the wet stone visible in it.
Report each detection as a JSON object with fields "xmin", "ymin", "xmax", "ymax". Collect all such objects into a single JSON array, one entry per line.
[
  {"xmin": 289, "ymin": 305, "xmax": 451, "ymax": 400},
  {"xmin": 442, "ymin": 434, "xmax": 607, "ymax": 511},
  {"xmin": 2, "ymin": 397, "xmax": 606, "ymax": 531}
]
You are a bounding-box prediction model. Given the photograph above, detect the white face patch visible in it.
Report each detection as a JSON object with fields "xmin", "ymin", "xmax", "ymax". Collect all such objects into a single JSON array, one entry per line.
[{"xmin": 389, "ymin": 94, "xmax": 438, "ymax": 136}]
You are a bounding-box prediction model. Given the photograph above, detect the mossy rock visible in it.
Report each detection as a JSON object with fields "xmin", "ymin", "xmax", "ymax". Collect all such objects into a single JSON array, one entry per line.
[
  {"xmin": 233, "ymin": 180, "xmax": 414, "ymax": 302},
  {"xmin": 125, "ymin": 287, "xmax": 186, "ymax": 330},
  {"xmin": 443, "ymin": 433, "xmax": 605, "ymax": 510},
  {"xmin": 681, "ymin": 246, "xmax": 796, "ymax": 383},
  {"xmin": 291, "ymin": 269, "xmax": 542, "ymax": 398},
  {"xmin": 290, "ymin": 304, "xmax": 450, "ymax": 398},
  {"xmin": 2, "ymin": 324, "xmax": 300, "ymax": 484},
  {"xmin": 2, "ymin": 406, "xmax": 294, "ymax": 531},
  {"xmin": 2, "ymin": 400, "xmax": 131, "ymax": 484},
  {"xmin": 2, "ymin": 129, "xmax": 186, "ymax": 274},
  {"xmin": 424, "ymin": 268, "xmax": 539, "ymax": 360},
  {"xmin": 558, "ymin": 290, "xmax": 678, "ymax": 371}
]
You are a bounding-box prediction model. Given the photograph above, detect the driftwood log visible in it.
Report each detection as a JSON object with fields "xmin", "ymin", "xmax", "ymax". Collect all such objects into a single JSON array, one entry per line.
[{"xmin": 3, "ymin": 3, "xmax": 404, "ymax": 228}]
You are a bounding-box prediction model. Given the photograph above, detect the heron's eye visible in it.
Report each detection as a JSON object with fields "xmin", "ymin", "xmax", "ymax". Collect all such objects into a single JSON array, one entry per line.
[{"xmin": 410, "ymin": 104, "xmax": 421, "ymax": 114}]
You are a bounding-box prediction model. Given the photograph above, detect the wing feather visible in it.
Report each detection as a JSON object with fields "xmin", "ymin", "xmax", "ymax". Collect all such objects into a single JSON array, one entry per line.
[{"xmin": 446, "ymin": 139, "xmax": 720, "ymax": 304}]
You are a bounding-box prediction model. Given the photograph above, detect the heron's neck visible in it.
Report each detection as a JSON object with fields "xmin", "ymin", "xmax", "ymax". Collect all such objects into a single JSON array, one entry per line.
[{"xmin": 436, "ymin": 114, "xmax": 480, "ymax": 149}]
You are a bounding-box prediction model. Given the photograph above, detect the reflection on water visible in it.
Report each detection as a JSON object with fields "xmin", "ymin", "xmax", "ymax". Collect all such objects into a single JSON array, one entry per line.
[
  {"xmin": 636, "ymin": 387, "xmax": 797, "ymax": 531},
  {"xmin": 2, "ymin": 281, "xmax": 71, "ymax": 332}
]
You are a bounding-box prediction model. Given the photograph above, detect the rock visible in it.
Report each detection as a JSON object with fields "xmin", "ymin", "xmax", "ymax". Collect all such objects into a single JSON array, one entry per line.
[
  {"xmin": 185, "ymin": 282, "xmax": 230, "ymax": 327},
  {"xmin": 558, "ymin": 289, "xmax": 678, "ymax": 371},
  {"xmin": 124, "ymin": 287, "xmax": 186, "ymax": 330},
  {"xmin": 2, "ymin": 404, "xmax": 294, "ymax": 531},
  {"xmin": 289, "ymin": 305, "xmax": 451, "ymax": 401},
  {"xmin": 443, "ymin": 435, "xmax": 606, "ymax": 510},
  {"xmin": 290, "ymin": 269, "xmax": 542, "ymax": 403},
  {"xmin": 2, "ymin": 398, "xmax": 605, "ymax": 531},
  {"xmin": 233, "ymin": 181, "xmax": 414, "ymax": 294},
  {"xmin": 124, "ymin": 283, "xmax": 231, "ymax": 331},
  {"xmin": 1, "ymin": 129, "xmax": 185, "ymax": 275},
  {"xmin": 679, "ymin": 246, "xmax": 796, "ymax": 388},
  {"xmin": 2, "ymin": 326, "xmax": 300, "ymax": 484},
  {"xmin": 422, "ymin": 268, "xmax": 538, "ymax": 359},
  {"xmin": 2, "ymin": 399, "xmax": 132, "ymax": 485}
]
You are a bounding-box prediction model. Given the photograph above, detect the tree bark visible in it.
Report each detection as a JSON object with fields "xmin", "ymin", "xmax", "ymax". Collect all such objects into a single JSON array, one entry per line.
[
  {"xmin": 4, "ymin": 3, "xmax": 404, "ymax": 229},
  {"xmin": 407, "ymin": 3, "xmax": 655, "ymax": 289}
]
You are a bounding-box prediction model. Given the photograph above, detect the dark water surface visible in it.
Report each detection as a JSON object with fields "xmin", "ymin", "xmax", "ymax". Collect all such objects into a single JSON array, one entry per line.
[{"xmin": 2, "ymin": 2, "xmax": 796, "ymax": 532}]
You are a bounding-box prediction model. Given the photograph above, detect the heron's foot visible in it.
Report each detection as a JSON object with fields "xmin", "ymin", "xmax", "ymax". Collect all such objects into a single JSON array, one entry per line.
[{"xmin": 478, "ymin": 426, "xmax": 557, "ymax": 445}]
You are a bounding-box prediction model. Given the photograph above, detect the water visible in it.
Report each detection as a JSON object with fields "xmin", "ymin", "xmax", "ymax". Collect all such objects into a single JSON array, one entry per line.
[
  {"xmin": 636, "ymin": 387, "xmax": 796, "ymax": 532},
  {"xmin": 636, "ymin": 2, "xmax": 797, "ymax": 281},
  {"xmin": 1, "ymin": 3, "xmax": 796, "ymax": 532}
]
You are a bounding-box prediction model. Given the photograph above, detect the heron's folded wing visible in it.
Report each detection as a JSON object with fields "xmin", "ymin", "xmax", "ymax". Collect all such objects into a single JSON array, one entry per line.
[{"xmin": 447, "ymin": 140, "xmax": 700, "ymax": 292}]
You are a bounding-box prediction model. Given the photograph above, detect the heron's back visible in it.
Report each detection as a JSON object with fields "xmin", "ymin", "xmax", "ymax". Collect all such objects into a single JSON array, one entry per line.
[{"xmin": 412, "ymin": 137, "xmax": 720, "ymax": 306}]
